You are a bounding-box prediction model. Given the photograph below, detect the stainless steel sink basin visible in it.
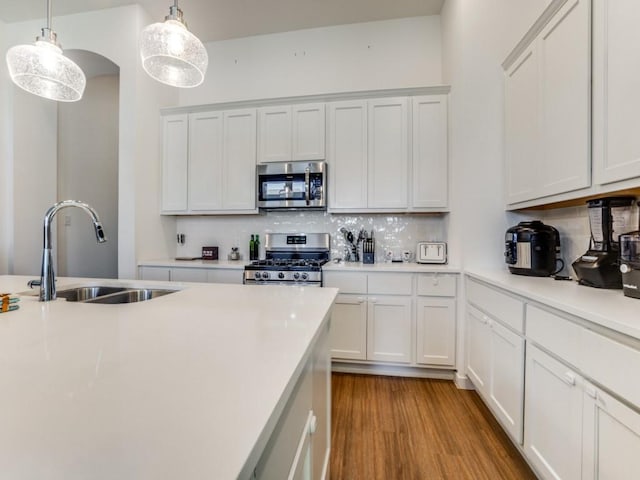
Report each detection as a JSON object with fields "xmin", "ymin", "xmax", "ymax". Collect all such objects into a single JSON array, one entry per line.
[
  {"xmin": 85, "ymin": 288, "xmax": 175, "ymax": 304},
  {"xmin": 54, "ymin": 286, "xmax": 177, "ymax": 304},
  {"xmin": 57, "ymin": 286, "xmax": 129, "ymax": 302}
]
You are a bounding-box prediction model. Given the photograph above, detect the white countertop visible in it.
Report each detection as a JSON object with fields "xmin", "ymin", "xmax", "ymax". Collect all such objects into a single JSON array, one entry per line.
[
  {"xmin": 466, "ymin": 269, "xmax": 640, "ymax": 341},
  {"xmin": 0, "ymin": 276, "xmax": 337, "ymax": 479}
]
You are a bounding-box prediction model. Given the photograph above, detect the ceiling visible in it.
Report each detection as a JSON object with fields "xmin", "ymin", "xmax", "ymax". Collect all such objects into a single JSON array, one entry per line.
[{"xmin": 0, "ymin": 0, "xmax": 445, "ymax": 43}]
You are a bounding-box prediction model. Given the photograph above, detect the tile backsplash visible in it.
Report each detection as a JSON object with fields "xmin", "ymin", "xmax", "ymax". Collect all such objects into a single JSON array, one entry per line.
[
  {"xmin": 175, "ymin": 211, "xmax": 448, "ymax": 262},
  {"xmin": 519, "ymin": 199, "xmax": 640, "ymax": 277}
]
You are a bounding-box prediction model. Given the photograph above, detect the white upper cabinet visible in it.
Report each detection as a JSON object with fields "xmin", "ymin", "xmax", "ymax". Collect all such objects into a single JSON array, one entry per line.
[
  {"xmin": 223, "ymin": 109, "xmax": 257, "ymax": 210},
  {"xmin": 411, "ymin": 95, "xmax": 449, "ymax": 210},
  {"xmin": 161, "ymin": 114, "xmax": 189, "ymax": 212},
  {"xmin": 328, "ymin": 100, "xmax": 368, "ymax": 210},
  {"xmin": 258, "ymin": 103, "xmax": 325, "ymax": 163},
  {"xmin": 593, "ymin": 0, "xmax": 640, "ymax": 184},
  {"xmin": 161, "ymin": 108, "xmax": 257, "ymax": 215},
  {"xmin": 504, "ymin": 0, "xmax": 591, "ymax": 206},
  {"xmin": 368, "ymin": 97, "xmax": 409, "ymax": 209},
  {"xmin": 188, "ymin": 111, "xmax": 224, "ymax": 211}
]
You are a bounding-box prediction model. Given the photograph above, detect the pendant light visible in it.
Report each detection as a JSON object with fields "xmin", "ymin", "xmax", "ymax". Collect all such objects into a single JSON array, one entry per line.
[
  {"xmin": 140, "ymin": 1, "xmax": 208, "ymax": 88},
  {"xmin": 5, "ymin": 0, "xmax": 86, "ymax": 102}
]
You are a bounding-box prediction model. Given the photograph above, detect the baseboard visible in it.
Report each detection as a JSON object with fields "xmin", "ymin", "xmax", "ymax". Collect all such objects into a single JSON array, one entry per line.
[
  {"xmin": 454, "ymin": 372, "xmax": 475, "ymax": 390},
  {"xmin": 331, "ymin": 361, "xmax": 455, "ymax": 380}
]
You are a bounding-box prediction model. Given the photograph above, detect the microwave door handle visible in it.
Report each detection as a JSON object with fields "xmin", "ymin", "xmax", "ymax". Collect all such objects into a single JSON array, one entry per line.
[{"xmin": 305, "ymin": 167, "xmax": 310, "ymax": 205}]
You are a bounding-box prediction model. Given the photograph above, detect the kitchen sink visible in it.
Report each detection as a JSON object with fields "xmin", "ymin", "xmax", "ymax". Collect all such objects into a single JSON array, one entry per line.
[
  {"xmin": 84, "ymin": 288, "xmax": 175, "ymax": 304},
  {"xmin": 54, "ymin": 286, "xmax": 178, "ymax": 304},
  {"xmin": 57, "ymin": 286, "xmax": 129, "ymax": 302}
]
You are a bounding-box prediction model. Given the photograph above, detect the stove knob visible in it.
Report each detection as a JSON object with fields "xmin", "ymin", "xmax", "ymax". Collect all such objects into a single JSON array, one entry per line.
[
  {"xmin": 262, "ymin": 272, "xmax": 271, "ymax": 280},
  {"xmin": 254, "ymin": 272, "xmax": 261, "ymax": 279},
  {"xmin": 301, "ymin": 273, "xmax": 309, "ymax": 281},
  {"xmin": 620, "ymin": 263, "xmax": 630, "ymax": 274},
  {"xmin": 293, "ymin": 272, "xmax": 300, "ymax": 280},
  {"xmin": 278, "ymin": 272, "xmax": 285, "ymax": 279}
]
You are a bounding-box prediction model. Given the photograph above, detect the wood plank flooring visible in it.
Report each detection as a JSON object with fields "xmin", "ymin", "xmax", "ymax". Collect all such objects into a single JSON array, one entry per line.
[{"xmin": 330, "ymin": 373, "xmax": 537, "ymax": 480}]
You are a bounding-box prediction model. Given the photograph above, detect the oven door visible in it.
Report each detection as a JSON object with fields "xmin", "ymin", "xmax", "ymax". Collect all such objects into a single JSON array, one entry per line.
[{"xmin": 257, "ymin": 161, "xmax": 326, "ymax": 210}]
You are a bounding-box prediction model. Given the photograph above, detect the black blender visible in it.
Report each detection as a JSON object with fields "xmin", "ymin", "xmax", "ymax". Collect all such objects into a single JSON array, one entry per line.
[{"xmin": 572, "ymin": 197, "xmax": 637, "ymax": 288}]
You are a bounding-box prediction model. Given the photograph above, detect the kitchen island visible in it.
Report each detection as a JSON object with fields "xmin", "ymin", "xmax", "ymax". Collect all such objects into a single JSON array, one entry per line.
[{"xmin": 0, "ymin": 276, "xmax": 337, "ymax": 479}]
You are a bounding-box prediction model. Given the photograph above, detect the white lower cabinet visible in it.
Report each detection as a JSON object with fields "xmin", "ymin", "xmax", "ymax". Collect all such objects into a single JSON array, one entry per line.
[
  {"xmin": 582, "ymin": 382, "xmax": 640, "ymax": 480},
  {"xmin": 524, "ymin": 345, "xmax": 584, "ymax": 480},
  {"xmin": 325, "ymin": 271, "xmax": 457, "ymax": 369},
  {"xmin": 465, "ymin": 303, "xmax": 524, "ymax": 444},
  {"xmin": 329, "ymin": 294, "xmax": 367, "ymax": 360},
  {"xmin": 138, "ymin": 266, "xmax": 242, "ymax": 284},
  {"xmin": 367, "ymin": 295, "xmax": 412, "ymax": 363}
]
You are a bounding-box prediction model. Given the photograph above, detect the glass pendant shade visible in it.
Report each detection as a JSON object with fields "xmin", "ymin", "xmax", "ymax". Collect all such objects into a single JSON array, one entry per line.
[
  {"xmin": 6, "ymin": 38, "xmax": 86, "ymax": 102},
  {"xmin": 140, "ymin": 7, "xmax": 208, "ymax": 88}
]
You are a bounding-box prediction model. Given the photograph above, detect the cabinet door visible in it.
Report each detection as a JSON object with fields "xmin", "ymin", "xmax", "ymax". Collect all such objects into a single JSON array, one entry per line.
[
  {"xmin": 207, "ymin": 269, "xmax": 242, "ymax": 284},
  {"xmin": 258, "ymin": 106, "xmax": 292, "ymax": 163},
  {"xmin": 411, "ymin": 95, "xmax": 448, "ymax": 210},
  {"xmin": 416, "ymin": 297, "xmax": 455, "ymax": 366},
  {"xmin": 327, "ymin": 101, "xmax": 368, "ymax": 210},
  {"xmin": 188, "ymin": 111, "xmax": 224, "ymax": 211},
  {"xmin": 537, "ymin": 0, "xmax": 591, "ymax": 197},
  {"xmin": 368, "ymin": 98, "xmax": 408, "ymax": 209},
  {"xmin": 329, "ymin": 294, "xmax": 367, "ymax": 360},
  {"xmin": 161, "ymin": 114, "xmax": 188, "ymax": 212},
  {"xmin": 138, "ymin": 266, "xmax": 171, "ymax": 281},
  {"xmin": 367, "ymin": 295, "xmax": 412, "ymax": 363},
  {"xmin": 593, "ymin": 0, "xmax": 640, "ymax": 184},
  {"xmin": 466, "ymin": 304, "xmax": 491, "ymax": 394},
  {"xmin": 170, "ymin": 268, "xmax": 208, "ymax": 283},
  {"xmin": 223, "ymin": 109, "xmax": 257, "ymax": 211},
  {"xmin": 524, "ymin": 344, "xmax": 583, "ymax": 480},
  {"xmin": 488, "ymin": 319, "xmax": 525, "ymax": 444},
  {"xmin": 292, "ymin": 103, "xmax": 325, "ymax": 161},
  {"xmin": 505, "ymin": 45, "xmax": 540, "ymax": 204},
  {"xmin": 582, "ymin": 382, "xmax": 640, "ymax": 480}
]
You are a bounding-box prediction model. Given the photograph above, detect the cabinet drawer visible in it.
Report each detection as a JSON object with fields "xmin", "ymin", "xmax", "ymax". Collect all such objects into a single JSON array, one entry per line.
[
  {"xmin": 526, "ymin": 304, "xmax": 583, "ymax": 369},
  {"xmin": 581, "ymin": 329, "xmax": 640, "ymax": 409},
  {"xmin": 416, "ymin": 274, "xmax": 456, "ymax": 297},
  {"xmin": 368, "ymin": 273, "xmax": 413, "ymax": 295},
  {"xmin": 466, "ymin": 278, "xmax": 524, "ymax": 333},
  {"xmin": 323, "ymin": 272, "xmax": 367, "ymax": 294}
]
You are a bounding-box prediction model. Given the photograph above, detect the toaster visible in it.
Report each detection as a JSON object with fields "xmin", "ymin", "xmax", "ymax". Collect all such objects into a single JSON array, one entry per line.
[{"xmin": 416, "ymin": 242, "xmax": 447, "ymax": 264}]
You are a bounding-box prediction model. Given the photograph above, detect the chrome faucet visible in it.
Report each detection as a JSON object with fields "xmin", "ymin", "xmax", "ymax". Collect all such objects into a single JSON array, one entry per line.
[{"xmin": 35, "ymin": 200, "xmax": 107, "ymax": 301}]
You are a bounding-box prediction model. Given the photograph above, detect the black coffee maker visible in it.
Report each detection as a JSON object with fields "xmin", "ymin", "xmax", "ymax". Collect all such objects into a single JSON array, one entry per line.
[{"xmin": 572, "ymin": 197, "xmax": 637, "ymax": 288}]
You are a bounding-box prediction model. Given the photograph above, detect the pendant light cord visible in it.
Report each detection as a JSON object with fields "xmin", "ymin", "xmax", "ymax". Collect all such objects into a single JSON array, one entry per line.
[{"xmin": 46, "ymin": 0, "xmax": 52, "ymax": 30}]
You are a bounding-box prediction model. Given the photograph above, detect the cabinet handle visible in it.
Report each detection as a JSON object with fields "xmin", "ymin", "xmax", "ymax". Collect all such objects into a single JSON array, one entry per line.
[
  {"xmin": 562, "ymin": 372, "xmax": 576, "ymax": 386},
  {"xmin": 357, "ymin": 297, "xmax": 365, "ymax": 303},
  {"xmin": 584, "ymin": 384, "xmax": 598, "ymax": 399},
  {"xmin": 370, "ymin": 297, "xmax": 377, "ymax": 303},
  {"xmin": 309, "ymin": 413, "xmax": 317, "ymax": 434},
  {"xmin": 481, "ymin": 315, "xmax": 489, "ymax": 325}
]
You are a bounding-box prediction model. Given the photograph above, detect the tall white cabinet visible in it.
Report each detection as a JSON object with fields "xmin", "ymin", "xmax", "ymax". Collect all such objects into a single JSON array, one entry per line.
[
  {"xmin": 504, "ymin": 0, "xmax": 591, "ymax": 206},
  {"xmin": 161, "ymin": 114, "xmax": 189, "ymax": 212},
  {"xmin": 593, "ymin": 0, "xmax": 640, "ymax": 184}
]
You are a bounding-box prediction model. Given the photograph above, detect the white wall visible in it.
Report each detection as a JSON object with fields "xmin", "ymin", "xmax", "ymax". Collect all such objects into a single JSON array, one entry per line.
[
  {"xmin": 57, "ymin": 74, "xmax": 119, "ymax": 279},
  {"xmin": 3, "ymin": 5, "xmax": 178, "ymax": 279},
  {"xmin": 180, "ymin": 16, "xmax": 442, "ymax": 106},
  {"xmin": 442, "ymin": 0, "xmax": 551, "ymax": 271}
]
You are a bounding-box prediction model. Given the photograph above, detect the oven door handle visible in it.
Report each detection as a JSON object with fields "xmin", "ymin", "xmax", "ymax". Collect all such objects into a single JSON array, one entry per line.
[{"xmin": 305, "ymin": 167, "xmax": 310, "ymax": 205}]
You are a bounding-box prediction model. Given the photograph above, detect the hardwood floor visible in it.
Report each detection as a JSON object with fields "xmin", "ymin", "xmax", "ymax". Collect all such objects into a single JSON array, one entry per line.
[{"xmin": 330, "ymin": 373, "xmax": 537, "ymax": 480}]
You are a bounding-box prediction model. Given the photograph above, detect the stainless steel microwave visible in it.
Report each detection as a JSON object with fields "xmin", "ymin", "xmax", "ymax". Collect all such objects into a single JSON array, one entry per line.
[{"xmin": 257, "ymin": 161, "xmax": 326, "ymax": 210}]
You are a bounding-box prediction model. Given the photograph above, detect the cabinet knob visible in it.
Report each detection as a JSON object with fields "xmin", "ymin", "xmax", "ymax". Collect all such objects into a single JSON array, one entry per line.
[
  {"xmin": 357, "ymin": 296, "xmax": 365, "ymax": 303},
  {"xmin": 584, "ymin": 383, "xmax": 598, "ymax": 399},
  {"xmin": 370, "ymin": 297, "xmax": 378, "ymax": 303}
]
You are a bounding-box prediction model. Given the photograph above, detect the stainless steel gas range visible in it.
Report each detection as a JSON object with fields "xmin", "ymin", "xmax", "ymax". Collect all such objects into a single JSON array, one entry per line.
[{"xmin": 243, "ymin": 233, "xmax": 330, "ymax": 287}]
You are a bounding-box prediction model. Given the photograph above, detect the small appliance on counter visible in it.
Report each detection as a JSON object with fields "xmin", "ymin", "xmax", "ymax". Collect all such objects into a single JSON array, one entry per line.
[
  {"xmin": 572, "ymin": 197, "xmax": 637, "ymax": 289},
  {"xmin": 201, "ymin": 246, "xmax": 218, "ymax": 260},
  {"xmin": 416, "ymin": 242, "xmax": 447, "ymax": 264},
  {"xmin": 619, "ymin": 231, "xmax": 640, "ymax": 298},
  {"xmin": 505, "ymin": 221, "xmax": 562, "ymax": 276}
]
